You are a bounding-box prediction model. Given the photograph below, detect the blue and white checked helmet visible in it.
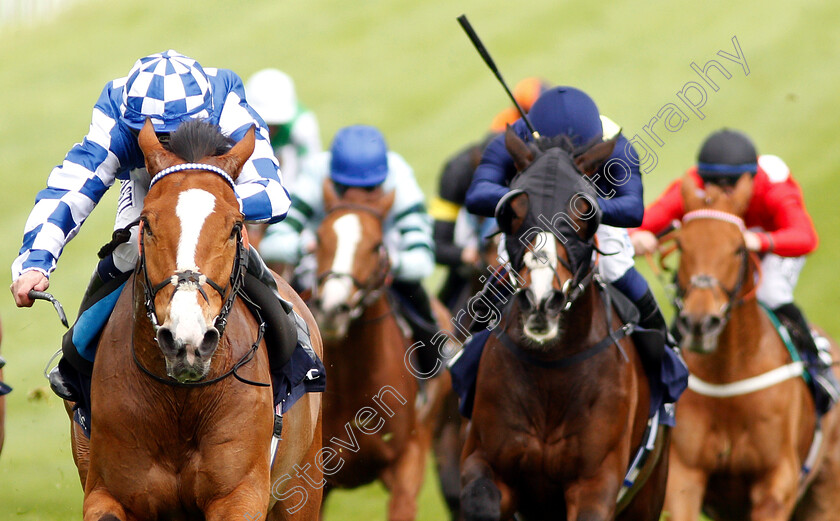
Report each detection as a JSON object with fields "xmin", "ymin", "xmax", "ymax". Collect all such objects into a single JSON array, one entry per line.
[{"xmin": 120, "ymin": 50, "xmax": 213, "ymax": 133}]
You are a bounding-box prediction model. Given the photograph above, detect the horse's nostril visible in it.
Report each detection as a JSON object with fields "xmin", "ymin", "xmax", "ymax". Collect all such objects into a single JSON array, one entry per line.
[
  {"xmin": 336, "ymin": 303, "xmax": 351, "ymax": 315},
  {"xmin": 544, "ymin": 290, "xmax": 564, "ymax": 313},
  {"xmin": 198, "ymin": 328, "xmax": 220, "ymax": 357},
  {"xmin": 704, "ymin": 315, "xmax": 724, "ymax": 334},
  {"xmin": 157, "ymin": 327, "xmax": 181, "ymax": 356}
]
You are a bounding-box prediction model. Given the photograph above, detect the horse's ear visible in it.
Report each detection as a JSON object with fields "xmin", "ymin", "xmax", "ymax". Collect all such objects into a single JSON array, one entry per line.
[
  {"xmin": 137, "ymin": 118, "xmax": 171, "ymax": 175},
  {"xmin": 574, "ymin": 136, "xmax": 618, "ymax": 177},
  {"xmin": 730, "ymin": 173, "xmax": 753, "ymax": 216},
  {"xmin": 218, "ymin": 126, "xmax": 256, "ymax": 181},
  {"xmin": 323, "ymin": 178, "xmax": 339, "ymax": 210},
  {"xmin": 504, "ymin": 125, "xmax": 534, "ymax": 172},
  {"xmin": 378, "ymin": 189, "xmax": 397, "ymax": 215},
  {"xmin": 681, "ymin": 173, "xmax": 705, "ymax": 211}
]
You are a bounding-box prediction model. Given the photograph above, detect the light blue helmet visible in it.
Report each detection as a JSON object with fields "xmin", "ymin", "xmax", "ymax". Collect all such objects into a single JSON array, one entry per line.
[
  {"xmin": 120, "ymin": 50, "xmax": 213, "ymax": 133},
  {"xmin": 329, "ymin": 125, "xmax": 389, "ymax": 187}
]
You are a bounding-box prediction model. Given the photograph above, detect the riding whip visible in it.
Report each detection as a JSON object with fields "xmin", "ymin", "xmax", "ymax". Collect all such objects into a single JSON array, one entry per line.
[
  {"xmin": 29, "ymin": 290, "xmax": 69, "ymax": 328},
  {"xmin": 457, "ymin": 14, "xmax": 540, "ymax": 139}
]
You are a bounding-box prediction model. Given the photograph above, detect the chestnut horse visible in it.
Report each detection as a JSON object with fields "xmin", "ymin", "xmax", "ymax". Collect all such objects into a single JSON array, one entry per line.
[
  {"xmin": 68, "ymin": 120, "xmax": 323, "ymax": 521},
  {"xmin": 460, "ymin": 129, "xmax": 669, "ymax": 521},
  {"xmin": 663, "ymin": 174, "xmax": 840, "ymax": 520},
  {"xmin": 311, "ymin": 182, "xmax": 441, "ymax": 521}
]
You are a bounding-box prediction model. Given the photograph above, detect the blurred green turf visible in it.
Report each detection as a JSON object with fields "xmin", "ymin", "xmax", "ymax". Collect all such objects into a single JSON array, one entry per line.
[{"xmin": 0, "ymin": 0, "xmax": 838, "ymax": 518}]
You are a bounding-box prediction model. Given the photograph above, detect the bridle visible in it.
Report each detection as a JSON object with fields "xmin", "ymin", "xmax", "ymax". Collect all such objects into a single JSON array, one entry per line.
[
  {"xmin": 313, "ymin": 203, "xmax": 391, "ymax": 319},
  {"xmin": 133, "ymin": 162, "xmax": 267, "ymax": 388},
  {"xmin": 139, "ymin": 163, "xmax": 247, "ymax": 337},
  {"xmin": 673, "ymin": 209, "xmax": 758, "ymax": 318}
]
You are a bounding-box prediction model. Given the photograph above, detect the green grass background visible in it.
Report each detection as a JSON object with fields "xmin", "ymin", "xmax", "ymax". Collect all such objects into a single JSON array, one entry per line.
[{"xmin": 1, "ymin": 0, "xmax": 839, "ymax": 518}]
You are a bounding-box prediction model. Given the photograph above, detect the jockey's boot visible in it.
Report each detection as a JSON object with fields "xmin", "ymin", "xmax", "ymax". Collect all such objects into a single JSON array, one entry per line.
[
  {"xmin": 636, "ymin": 289, "xmax": 677, "ymax": 353},
  {"xmin": 391, "ymin": 279, "xmax": 443, "ymax": 378},
  {"xmin": 774, "ymin": 302, "xmax": 840, "ymax": 410},
  {"xmin": 243, "ymin": 247, "xmax": 316, "ymax": 374},
  {"xmin": 51, "ymin": 256, "xmax": 130, "ymax": 403}
]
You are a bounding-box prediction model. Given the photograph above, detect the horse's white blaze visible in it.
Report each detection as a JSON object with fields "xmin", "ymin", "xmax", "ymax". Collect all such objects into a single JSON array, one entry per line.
[
  {"xmin": 524, "ymin": 232, "xmax": 560, "ymax": 344},
  {"xmin": 524, "ymin": 232, "xmax": 558, "ymax": 304},
  {"xmin": 321, "ymin": 213, "xmax": 362, "ymax": 313},
  {"xmin": 168, "ymin": 189, "xmax": 216, "ymax": 346}
]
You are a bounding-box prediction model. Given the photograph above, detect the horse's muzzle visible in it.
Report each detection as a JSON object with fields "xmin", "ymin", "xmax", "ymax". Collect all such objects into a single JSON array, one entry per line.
[
  {"xmin": 519, "ymin": 289, "xmax": 564, "ymax": 345},
  {"xmin": 156, "ymin": 326, "xmax": 220, "ymax": 382},
  {"xmin": 676, "ymin": 312, "xmax": 725, "ymax": 353}
]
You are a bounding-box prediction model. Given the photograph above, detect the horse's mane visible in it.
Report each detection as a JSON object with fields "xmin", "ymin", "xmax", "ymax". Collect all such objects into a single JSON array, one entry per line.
[{"xmin": 166, "ymin": 120, "xmax": 234, "ymax": 161}]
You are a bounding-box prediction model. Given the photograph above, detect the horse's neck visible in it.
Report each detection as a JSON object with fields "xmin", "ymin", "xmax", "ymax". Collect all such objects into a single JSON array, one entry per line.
[
  {"xmin": 566, "ymin": 281, "xmax": 601, "ymax": 340},
  {"xmin": 329, "ymin": 292, "xmax": 398, "ymax": 358}
]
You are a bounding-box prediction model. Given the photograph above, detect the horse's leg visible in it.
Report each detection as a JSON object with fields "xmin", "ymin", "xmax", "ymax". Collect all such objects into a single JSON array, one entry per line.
[
  {"xmin": 662, "ymin": 448, "xmax": 708, "ymax": 521},
  {"xmin": 460, "ymin": 448, "xmax": 516, "ymax": 521},
  {"xmin": 748, "ymin": 455, "xmax": 799, "ymax": 521},
  {"xmin": 203, "ymin": 482, "xmax": 270, "ymax": 521},
  {"xmin": 380, "ymin": 425, "xmax": 430, "ymax": 521},
  {"xmin": 563, "ymin": 454, "xmax": 627, "ymax": 521},
  {"xmin": 793, "ymin": 416, "xmax": 840, "ymax": 520},
  {"xmin": 434, "ymin": 397, "xmax": 465, "ymax": 521},
  {"xmin": 82, "ymin": 487, "xmax": 134, "ymax": 521}
]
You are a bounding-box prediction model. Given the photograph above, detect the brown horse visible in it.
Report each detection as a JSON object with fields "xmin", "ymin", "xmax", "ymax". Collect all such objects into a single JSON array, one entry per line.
[
  {"xmin": 69, "ymin": 120, "xmax": 323, "ymax": 521},
  {"xmin": 459, "ymin": 129, "xmax": 669, "ymax": 521},
  {"xmin": 311, "ymin": 182, "xmax": 439, "ymax": 521},
  {"xmin": 663, "ymin": 174, "xmax": 840, "ymax": 520}
]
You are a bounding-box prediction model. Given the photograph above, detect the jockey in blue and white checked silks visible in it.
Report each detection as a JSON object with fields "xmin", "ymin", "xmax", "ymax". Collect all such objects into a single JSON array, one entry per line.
[
  {"xmin": 12, "ymin": 50, "xmax": 289, "ymax": 283},
  {"xmin": 10, "ymin": 50, "xmax": 310, "ymax": 406}
]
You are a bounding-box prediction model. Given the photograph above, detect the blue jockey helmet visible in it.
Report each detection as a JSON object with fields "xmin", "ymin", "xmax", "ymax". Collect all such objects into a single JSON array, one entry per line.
[
  {"xmin": 329, "ymin": 125, "xmax": 389, "ymax": 187},
  {"xmin": 120, "ymin": 50, "xmax": 213, "ymax": 133},
  {"xmin": 528, "ymin": 86, "xmax": 603, "ymax": 149},
  {"xmin": 697, "ymin": 129, "xmax": 758, "ymax": 183}
]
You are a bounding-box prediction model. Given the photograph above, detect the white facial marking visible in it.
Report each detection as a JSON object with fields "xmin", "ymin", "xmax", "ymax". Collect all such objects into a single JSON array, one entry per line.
[
  {"xmin": 321, "ymin": 213, "xmax": 362, "ymax": 312},
  {"xmin": 168, "ymin": 189, "xmax": 216, "ymax": 346},
  {"xmin": 524, "ymin": 232, "xmax": 558, "ymax": 304}
]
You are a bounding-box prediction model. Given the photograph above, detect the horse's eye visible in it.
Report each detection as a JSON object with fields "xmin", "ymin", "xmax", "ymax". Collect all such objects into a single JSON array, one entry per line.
[
  {"xmin": 230, "ymin": 222, "xmax": 243, "ymax": 239},
  {"xmin": 141, "ymin": 218, "xmax": 154, "ymax": 237}
]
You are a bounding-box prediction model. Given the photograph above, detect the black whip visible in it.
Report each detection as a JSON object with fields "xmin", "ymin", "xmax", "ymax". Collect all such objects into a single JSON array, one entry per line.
[{"xmin": 457, "ymin": 14, "xmax": 540, "ymax": 139}]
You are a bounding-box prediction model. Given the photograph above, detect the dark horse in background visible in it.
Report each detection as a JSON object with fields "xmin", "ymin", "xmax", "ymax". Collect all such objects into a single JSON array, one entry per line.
[{"xmin": 459, "ymin": 128, "xmax": 670, "ymax": 521}]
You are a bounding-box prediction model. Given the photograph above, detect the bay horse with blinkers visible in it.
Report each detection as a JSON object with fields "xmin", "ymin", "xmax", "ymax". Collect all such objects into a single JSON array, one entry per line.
[
  {"xmin": 459, "ymin": 127, "xmax": 670, "ymax": 521},
  {"xmin": 663, "ymin": 174, "xmax": 840, "ymax": 521},
  {"xmin": 68, "ymin": 119, "xmax": 324, "ymax": 521}
]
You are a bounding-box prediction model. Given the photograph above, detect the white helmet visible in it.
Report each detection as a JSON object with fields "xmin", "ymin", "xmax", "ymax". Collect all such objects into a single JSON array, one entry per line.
[{"xmin": 245, "ymin": 68, "xmax": 297, "ymax": 125}]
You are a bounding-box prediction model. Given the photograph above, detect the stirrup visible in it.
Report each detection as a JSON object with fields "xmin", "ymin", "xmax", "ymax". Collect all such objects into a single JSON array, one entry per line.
[{"xmin": 47, "ymin": 366, "xmax": 78, "ymax": 402}]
